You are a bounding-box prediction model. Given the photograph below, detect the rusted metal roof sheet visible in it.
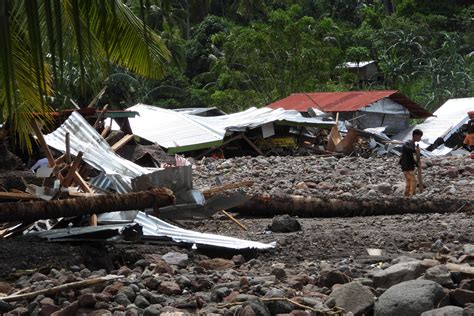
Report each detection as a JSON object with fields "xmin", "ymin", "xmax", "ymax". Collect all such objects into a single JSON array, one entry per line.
[{"xmin": 267, "ymin": 90, "xmax": 431, "ymax": 118}]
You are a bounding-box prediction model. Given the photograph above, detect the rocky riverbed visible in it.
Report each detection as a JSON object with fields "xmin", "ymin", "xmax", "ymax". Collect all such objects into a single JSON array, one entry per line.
[
  {"xmin": 0, "ymin": 155, "xmax": 473, "ymax": 315},
  {"xmin": 193, "ymin": 155, "xmax": 474, "ymax": 201}
]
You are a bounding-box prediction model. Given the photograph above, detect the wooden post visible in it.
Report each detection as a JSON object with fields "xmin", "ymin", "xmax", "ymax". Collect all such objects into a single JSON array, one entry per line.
[
  {"xmin": 30, "ymin": 120, "xmax": 55, "ymax": 168},
  {"xmin": 65, "ymin": 132, "xmax": 71, "ymax": 164},
  {"xmin": 242, "ymin": 134, "xmax": 263, "ymax": 156},
  {"xmin": 61, "ymin": 152, "xmax": 83, "ymax": 187}
]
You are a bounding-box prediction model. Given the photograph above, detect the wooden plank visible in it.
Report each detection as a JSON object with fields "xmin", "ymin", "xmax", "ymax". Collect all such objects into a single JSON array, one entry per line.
[
  {"xmin": 93, "ymin": 104, "xmax": 109, "ymax": 128},
  {"xmin": 73, "ymin": 171, "xmax": 93, "ymax": 193},
  {"xmin": 100, "ymin": 125, "xmax": 111, "ymax": 138},
  {"xmin": 221, "ymin": 210, "xmax": 247, "ymax": 231},
  {"xmin": 61, "ymin": 152, "xmax": 83, "ymax": 187},
  {"xmin": 194, "ymin": 134, "xmax": 243, "ymax": 160},
  {"xmin": 202, "ymin": 180, "xmax": 254, "ymax": 199},
  {"xmin": 31, "ymin": 120, "xmax": 55, "ymax": 168},
  {"xmin": 241, "ymin": 134, "xmax": 263, "ymax": 156},
  {"xmin": 0, "ymin": 192, "xmax": 40, "ymax": 200},
  {"xmin": 111, "ymin": 134, "xmax": 134, "ymax": 152}
]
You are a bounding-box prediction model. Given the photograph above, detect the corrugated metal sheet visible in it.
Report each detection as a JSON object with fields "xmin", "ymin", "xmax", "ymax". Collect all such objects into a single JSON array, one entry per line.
[
  {"xmin": 392, "ymin": 97, "xmax": 474, "ymax": 145},
  {"xmin": 116, "ymin": 104, "xmax": 335, "ymax": 152},
  {"xmin": 267, "ymin": 90, "xmax": 431, "ymax": 118},
  {"xmin": 44, "ymin": 111, "xmax": 150, "ymax": 178},
  {"xmin": 135, "ymin": 211, "xmax": 275, "ymax": 250}
]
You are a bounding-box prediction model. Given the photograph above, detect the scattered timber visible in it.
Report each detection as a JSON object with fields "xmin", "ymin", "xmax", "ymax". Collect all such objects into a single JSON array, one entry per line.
[
  {"xmin": 202, "ymin": 180, "xmax": 254, "ymax": 199},
  {"xmin": 0, "ymin": 188, "xmax": 174, "ymax": 223},
  {"xmin": 1, "ymin": 275, "xmax": 123, "ymax": 302},
  {"xmin": 233, "ymin": 194, "xmax": 473, "ymax": 217}
]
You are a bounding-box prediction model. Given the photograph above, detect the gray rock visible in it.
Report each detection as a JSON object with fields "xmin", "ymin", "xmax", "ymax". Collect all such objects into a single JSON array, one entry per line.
[
  {"xmin": 241, "ymin": 299, "xmax": 271, "ymax": 316},
  {"xmin": 374, "ymin": 280, "xmax": 445, "ymax": 316},
  {"xmin": 462, "ymin": 244, "xmax": 474, "ymax": 255},
  {"xmin": 423, "ymin": 265, "xmax": 454, "ymax": 288},
  {"xmin": 376, "ymin": 182, "xmax": 392, "ymax": 195},
  {"xmin": 114, "ymin": 293, "xmax": 131, "ymax": 306},
  {"xmin": 269, "ymin": 215, "xmax": 301, "ymax": 233},
  {"xmin": 391, "ymin": 255, "xmax": 418, "ymax": 264},
  {"xmin": 162, "ymin": 252, "xmax": 189, "ymax": 267},
  {"xmin": 134, "ymin": 295, "xmax": 150, "ymax": 309},
  {"xmin": 463, "ymin": 304, "xmax": 474, "ymax": 316},
  {"xmin": 143, "ymin": 305, "xmax": 160, "ymax": 316},
  {"xmin": 372, "ymin": 260, "xmax": 426, "ymax": 288},
  {"xmin": 421, "ymin": 306, "xmax": 463, "ymax": 316},
  {"xmin": 118, "ymin": 286, "xmax": 136, "ymax": 301},
  {"xmin": 329, "ymin": 281, "xmax": 375, "ymax": 315},
  {"xmin": 211, "ymin": 287, "xmax": 230, "ymax": 302},
  {"xmin": 264, "ymin": 288, "xmax": 293, "ymax": 314}
]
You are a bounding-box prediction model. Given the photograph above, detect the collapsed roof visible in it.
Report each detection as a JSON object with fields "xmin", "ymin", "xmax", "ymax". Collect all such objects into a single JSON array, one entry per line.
[
  {"xmin": 393, "ymin": 97, "xmax": 474, "ymax": 149},
  {"xmin": 112, "ymin": 104, "xmax": 335, "ymax": 153}
]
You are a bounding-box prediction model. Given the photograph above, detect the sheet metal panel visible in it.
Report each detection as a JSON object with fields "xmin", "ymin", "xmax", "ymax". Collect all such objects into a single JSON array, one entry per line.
[
  {"xmin": 44, "ymin": 111, "xmax": 149, "ymax": 178},
  {"xmin": 135, "ymin": 211, "xmax": 275, "ymax": 250},
  {"xmin": 392, "ymin": 97, "xmax": 474, "ymax": 144},
  {"xmin": 117, "ymin": 104, "xmax": 334, "ymax": 151}
]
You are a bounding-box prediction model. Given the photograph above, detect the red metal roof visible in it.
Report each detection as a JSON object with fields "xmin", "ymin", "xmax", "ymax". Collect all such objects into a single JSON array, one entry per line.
[{"xmin": 267, "ymin": 90, "xmax": 431, "ymax": 118}]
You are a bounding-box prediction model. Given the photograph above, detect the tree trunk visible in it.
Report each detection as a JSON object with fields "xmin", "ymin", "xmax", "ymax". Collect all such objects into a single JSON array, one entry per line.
[
  {"xmin": 0, "ymin": 187, "xmax": 174, "ymax": 223},
  {"xmin": 232, "ymin": 194, "xmax": 473, "ymax": 217}
]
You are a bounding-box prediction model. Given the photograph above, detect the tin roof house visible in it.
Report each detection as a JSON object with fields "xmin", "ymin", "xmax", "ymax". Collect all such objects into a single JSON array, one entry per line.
[{"xmin": 267, "ymin": 90, "xmax": 431, "ymax": 135}]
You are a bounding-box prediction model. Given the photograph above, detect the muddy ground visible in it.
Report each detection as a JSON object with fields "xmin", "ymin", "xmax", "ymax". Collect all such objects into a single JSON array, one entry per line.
[{"xmin": 1, "ymin": 211, "xmax": 472, "ymax": 280}]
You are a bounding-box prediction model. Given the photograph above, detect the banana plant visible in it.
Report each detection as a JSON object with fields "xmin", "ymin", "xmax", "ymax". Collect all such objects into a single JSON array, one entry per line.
[{"xmin": 0, "ymin": 0, "xmax": 171, "ymax": 152}]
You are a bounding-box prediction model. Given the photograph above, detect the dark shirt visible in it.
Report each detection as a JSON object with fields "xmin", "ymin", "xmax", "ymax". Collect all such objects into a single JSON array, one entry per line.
[{"xmin": 400, "ymin": 140, "xmax": 417, "ymax": 171}]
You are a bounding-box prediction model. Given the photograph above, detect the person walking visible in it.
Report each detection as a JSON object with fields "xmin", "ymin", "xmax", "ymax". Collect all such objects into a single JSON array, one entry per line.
[{"xmin": 400, "ymin": 129, "xmax": 423, "ymax": 197}]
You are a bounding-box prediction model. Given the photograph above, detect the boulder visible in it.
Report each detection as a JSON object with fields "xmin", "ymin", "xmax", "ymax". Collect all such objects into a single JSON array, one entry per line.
[
  {"xmin": 269, "ymin": 215, "xmax": 301, "ymax": 233},
  {"xmin": 158, "ymin": 281, "xmax": 181, "ymax": 295},
  {"xmin": 422, "ymin": 265, "xmax": 454, "ymax": 288},
  {"xmin": 420, "ymin": 306, "xmax": 463, "ymax": 316},
  {"xmin": 374, "ymin": 280, "xmax": 446, "ymax": 316},
  {"xmin": 329, "ymin": 281, "xmax": 375, "ymax": 315},
  {"xmin": 372, "ymin": 260, "xmax": 426, "ymax": 289}
]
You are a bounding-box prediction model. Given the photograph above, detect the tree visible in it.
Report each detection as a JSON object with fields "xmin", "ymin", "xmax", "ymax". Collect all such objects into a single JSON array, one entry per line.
[{"xmin": 0, "ymin": 0, "xmax": 171, "ymax": 151}]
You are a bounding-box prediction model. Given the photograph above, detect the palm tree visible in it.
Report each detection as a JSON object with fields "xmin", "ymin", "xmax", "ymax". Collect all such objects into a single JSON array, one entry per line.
[{"xmin": 0, "ymin": 0, "xmax": 171, "ymax": 151}]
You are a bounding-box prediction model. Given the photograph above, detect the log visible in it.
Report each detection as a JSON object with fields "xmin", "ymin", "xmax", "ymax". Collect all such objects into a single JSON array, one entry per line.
[
  {"xmin": 0, "ymin": 187, "xmax": 175, "ymax": 223},
  {"xmin": 232, "ymin": 194, "xmax": 474, "ymax": 217}
]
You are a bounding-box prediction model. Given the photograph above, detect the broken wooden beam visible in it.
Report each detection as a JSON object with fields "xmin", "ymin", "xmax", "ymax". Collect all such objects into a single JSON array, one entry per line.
[
  {"xmin": 202, "ymin": 180, "xmax": 254, "ymax": 199},
  {"xmin": 0, "ymin": 187, "xmax": 175, "ymax": 223},
  {"xmin": 111, "ymin": 134, "xmax": 134, "ymax": 151},
  {"xmin": 0, "ymin": 192, "xmax": 40, "ymax": 201},
  {"xmin": 232, "ymin": 194, "xmax": 474, "ymax": 217},
  {"xmin": 2, "ymin": 274, "xmax": 122, "ymax": 302}
]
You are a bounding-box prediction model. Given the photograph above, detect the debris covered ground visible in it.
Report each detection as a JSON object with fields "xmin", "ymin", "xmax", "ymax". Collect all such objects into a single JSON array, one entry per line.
[{"xmin": 0, "ymin": 155, "xmax": 473, "ymax": 315}]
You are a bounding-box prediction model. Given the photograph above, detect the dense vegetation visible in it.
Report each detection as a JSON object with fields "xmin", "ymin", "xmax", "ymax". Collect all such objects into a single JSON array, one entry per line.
[
  {"xmin": 108, "ymin": 0, "xmax": 474, "ymax": 113},
  {"xmin": 1, "ymin": 0, "xmax": 473, "ymax": 149}
]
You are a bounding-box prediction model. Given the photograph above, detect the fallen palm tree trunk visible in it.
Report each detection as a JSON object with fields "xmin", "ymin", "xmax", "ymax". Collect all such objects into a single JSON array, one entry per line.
[
  {"xmin": 0, "ymin": 188, "xmax": 174, "ymax": 223},
  {"xmin": 233, "ymin": 194, "xmax": 473, "ymax": 217}
]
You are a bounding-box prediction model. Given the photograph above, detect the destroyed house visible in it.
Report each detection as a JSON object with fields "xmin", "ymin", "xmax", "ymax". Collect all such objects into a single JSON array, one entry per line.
[
  {"xmin": 267, "ymin": 90, "xmax": 431, "ymax": 135},
  {"xmin": 108, "ymin": 104, "xmax": 335, "ymax": 157}
]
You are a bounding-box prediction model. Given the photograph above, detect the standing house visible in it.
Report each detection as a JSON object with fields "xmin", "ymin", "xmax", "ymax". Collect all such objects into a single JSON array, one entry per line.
[
  {"xmin": 340, "ymin": 60, "xmax": 383, "ymax": 84},
  {"xmin": 267, "ymin": 90, "xmax": 431, "ymax": 135}
]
